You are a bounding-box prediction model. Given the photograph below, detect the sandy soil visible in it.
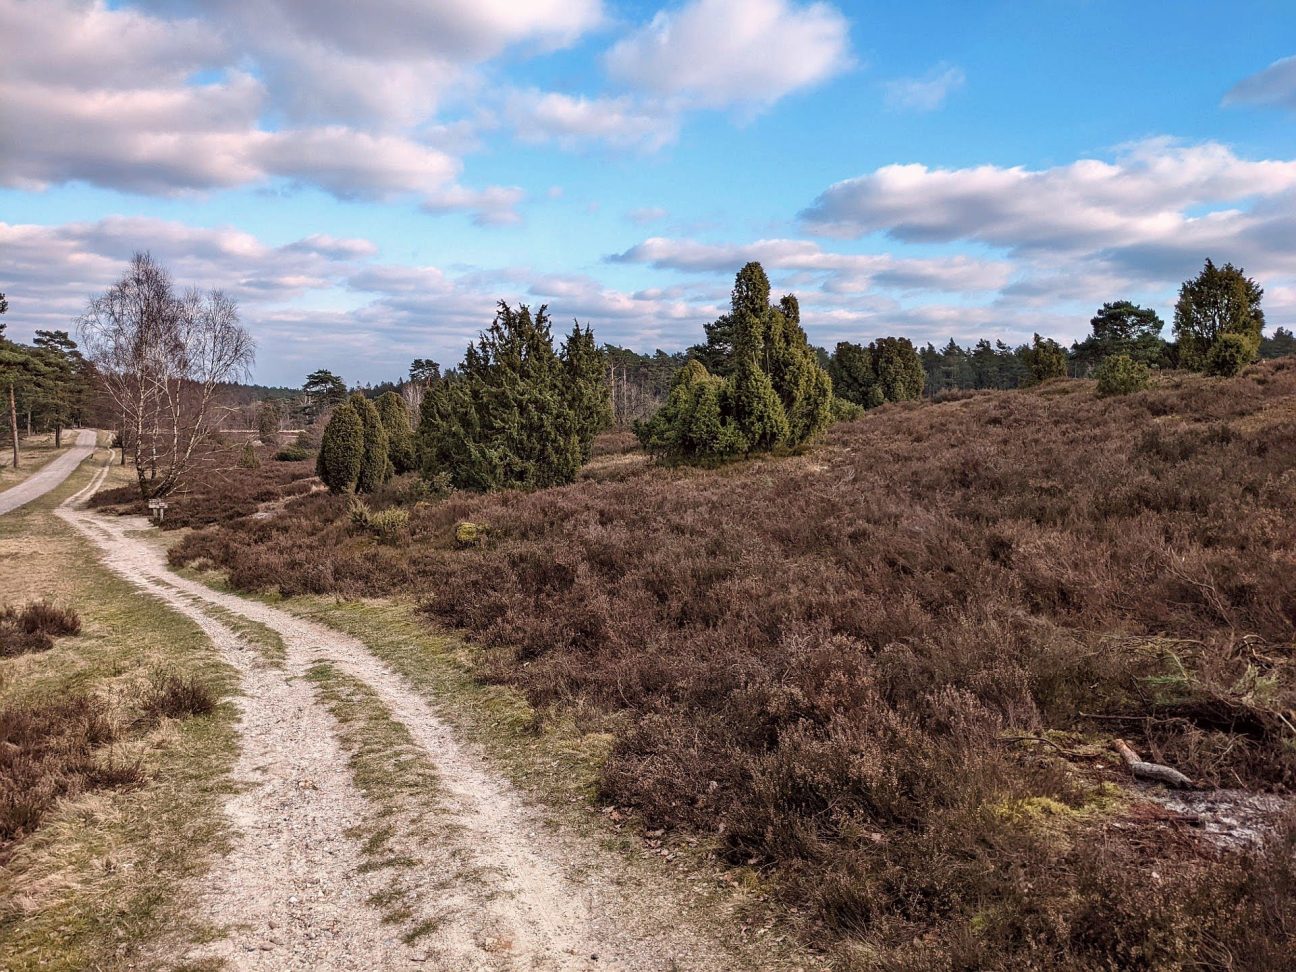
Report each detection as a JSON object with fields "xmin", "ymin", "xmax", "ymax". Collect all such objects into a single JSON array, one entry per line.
[{"xmin": 0, "ymin": 428, "xmax": 96, "ymax": 515}]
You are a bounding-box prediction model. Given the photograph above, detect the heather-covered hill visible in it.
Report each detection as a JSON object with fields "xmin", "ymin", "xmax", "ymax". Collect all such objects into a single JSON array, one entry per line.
[{"xmin": 172, "ymin": 361, "xmax": 1296, "ymax": 969}]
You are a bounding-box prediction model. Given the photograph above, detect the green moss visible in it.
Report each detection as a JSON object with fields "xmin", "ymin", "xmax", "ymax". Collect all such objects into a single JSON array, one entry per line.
[{"xmin": 454, "ymin": 520, "xmax": 485, "ymax": 546}]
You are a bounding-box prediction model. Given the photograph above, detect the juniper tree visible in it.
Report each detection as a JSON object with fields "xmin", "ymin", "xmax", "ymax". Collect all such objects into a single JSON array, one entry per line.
[
  {"xmin": 418, "ymin": 302, "xmax": 592, "ymax": 491},
  {"xmin": 1094, "ymin": 354, "xmax": 1151, "ymax": 396},
  {"xmin": 1205, "ymin": 332, "xmax": 1254, "ymax": 377},
  {"xmin": 256, "ymin": 400, "xmax": 281, "ymax": 440},
  {"xmin": 635, "ymin": 360, "xmax": 745, "ymax": 459},
  {"xmin": 348, "ymin": 392, "xmax": 390, "ymax": 493},
  {"xmin": 641, "ymin": 262, "xmax": 832, "ymax": 460},
  {"xmin": 1024, "ymin": 334, "xmax": 1068, "ymax": 384},
  {"xmin": 1173, "ymin": 260, "xmax": 1264, "ymax": 372},
  {"xmin": 376, "ymin": 391, "xmax": 416, "ymax": 475},
  {"xmin": 561, "ymin": 321, "xmax": 612, "ymax": 462},
  {"xmin": 828, "ymin": 341, "xmax": 874, "ymax": 405},
  {"xmin": 828, "ymin": 338, "xmax": 924, "ymax": 408},
  {"xmin": 763, "ymin": 292, "xmax": 833, "ymax": 443},
  {"xmin": 316, "ymin": 401, "xmax": 364, "ymax": 492}
]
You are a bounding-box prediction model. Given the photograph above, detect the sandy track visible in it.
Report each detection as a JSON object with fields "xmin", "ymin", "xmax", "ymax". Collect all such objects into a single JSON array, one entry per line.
[
  {"xmin": 0, "ymin": 428, "xmax": 97, "ymax": 515},
  {"xmin": 57, "ymin": 462, "xmax": 741, "ymax": 971}
]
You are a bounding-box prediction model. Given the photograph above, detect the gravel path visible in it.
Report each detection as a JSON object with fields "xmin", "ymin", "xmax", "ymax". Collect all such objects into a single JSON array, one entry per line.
[
  {"xmin": 57, "ymin": 459, "xmax": 748, "ymax": 971},
  {"xmin": 0, "ymin": 428, "xmax": 96, "ymax": 515}
]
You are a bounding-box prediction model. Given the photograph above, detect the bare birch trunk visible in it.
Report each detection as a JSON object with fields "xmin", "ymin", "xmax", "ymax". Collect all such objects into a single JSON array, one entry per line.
[{"xmin": 8, "ymin": 384, "xmax": 18, "ymax": 469}]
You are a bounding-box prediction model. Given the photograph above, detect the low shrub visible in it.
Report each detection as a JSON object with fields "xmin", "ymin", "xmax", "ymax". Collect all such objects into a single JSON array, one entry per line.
[
  {"xmin": 0, "ymin": 694, "xmax": 141, "ymax": 848},
  {"xmin": 348, "ymin": 497, "xmax": 409, "ymax": 543},
  {"xmin": 274, "ymin": 445, "xmax": 312, "ymax": 462},
  {"xmin": 138, "ymin": 672, "xmax": 217, "ymax": 724},
  {"xmin": 1206, "ymin": 332, "xmax": 1255, "ymax": 377},
  {"xmin": 0, "ymin": 601, "xmax": 81, "ymax": 657},
  {"xmin": 1095, "ymin": 353, "xmax": 1151, "ymax": 396},
  {"xmin": 829, "ymin": 395, "xmax": 866, "ymax": 422}
]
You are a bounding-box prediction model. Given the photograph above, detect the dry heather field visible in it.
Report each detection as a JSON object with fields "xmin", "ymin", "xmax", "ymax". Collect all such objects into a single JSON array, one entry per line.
[{"xmin": 97, "ymin": 361, "xmax": 1296, "ymax": 970}]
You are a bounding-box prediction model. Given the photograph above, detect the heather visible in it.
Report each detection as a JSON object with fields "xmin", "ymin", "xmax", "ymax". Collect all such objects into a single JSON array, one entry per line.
[
  {"xmin": 171, "ymin": 361, "xmax": 1296, "ymax": 968},
  {"xmin": 91, "ymin": 441, "xmax": 317, "ymax": 529}
]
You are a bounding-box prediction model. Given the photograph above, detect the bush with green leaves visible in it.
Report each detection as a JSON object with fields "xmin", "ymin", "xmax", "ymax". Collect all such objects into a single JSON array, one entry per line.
[
  {"xmin": 638, "ymin": 262, "xmax": 831, "ymax": 460},
  {"xmin": 315, "ymin": 402, "xmax": 364, "ymax": 493},
  {"xmin": 348, "ymin": 392, "xmax": 391, "ymax": 493},
  {"xmin": 256, "ymin": 401, "xmax": 280, "ymax": 440},
  {"xmin": 829, "ymin": 395, "xmax": 866, "ymax": 423},
  {"xmin": 376, "ymin": 391, "xmax": 416, "ymax": 474},
  {"xmin": 238, "ymin": 441, "xmax": 260, "ymax": 469},
  {"xmin": 274, "ymin": 445, "xmax": 312, "ymax": 462},
  {"xmin": 1094, "ymin": 354, "xmax": 1151, "ymax": 396},
  {"xmin": 1205, "ymin": 332, "xmax": 1254, "ymax": 377},
  {"xmin": 418, "ymin": 302, "xmax": 610, "ymax": 491}
]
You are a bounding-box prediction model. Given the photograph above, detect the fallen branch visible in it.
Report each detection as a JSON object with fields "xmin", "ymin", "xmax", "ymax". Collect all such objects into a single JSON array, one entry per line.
[{"xmin": 1113, "ymin": 739, "xmax": 1193, "ymax": 789}]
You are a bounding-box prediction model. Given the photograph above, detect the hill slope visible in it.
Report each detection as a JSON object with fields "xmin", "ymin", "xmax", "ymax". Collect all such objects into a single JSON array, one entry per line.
[{"xmin": 173, "ymin": 362, "xmax": 1296, "ymax": 970}]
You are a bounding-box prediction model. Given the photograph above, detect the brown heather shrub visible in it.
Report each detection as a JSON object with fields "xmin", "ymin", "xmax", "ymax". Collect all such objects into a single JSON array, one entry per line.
[
  {"xmin": 0, "ymin": 694, "xmax": 141, "ymax": 851},
  {"xmin": 165, "ymin": 360, "xmax": 1296, "ymax": 967},
  {"xmin": 137, "ymin": 672, "xmax": 217, "ymax": 725},
  {"xmin": 0, "ymin": 601, "xmax": 82, "ymax": 657},
  {"xmin": 91, "ymin": 442, "xmax": 317, "ymax": 530}
]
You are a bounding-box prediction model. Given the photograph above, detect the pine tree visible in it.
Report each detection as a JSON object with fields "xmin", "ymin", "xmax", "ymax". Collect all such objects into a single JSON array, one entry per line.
[
  {"xmin": 376, "ymin": 391, "xmax": 416, "ymax": 474},
  {"xmin": 349, "ymin": 392, "xmax": 390, "ymax": 493},
  {"xmin": 316, "ymin": 402, "xmax": 364, "ymax": 493}
]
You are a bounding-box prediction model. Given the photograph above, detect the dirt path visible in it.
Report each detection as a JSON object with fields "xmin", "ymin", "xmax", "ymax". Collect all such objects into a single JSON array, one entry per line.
[
  {"xmin": 0, "ymin": 428, "xmax": 96, "ymax": 515},
  {"xmin": 57, "ymin": 462, "xmax": 749, "ymax": 971}
]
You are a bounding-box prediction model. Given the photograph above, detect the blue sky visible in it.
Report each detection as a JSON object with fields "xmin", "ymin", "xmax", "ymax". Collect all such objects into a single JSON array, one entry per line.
[{"xmin": 3, "ymin": 0, "xmax": 1295, "ymax": 386}]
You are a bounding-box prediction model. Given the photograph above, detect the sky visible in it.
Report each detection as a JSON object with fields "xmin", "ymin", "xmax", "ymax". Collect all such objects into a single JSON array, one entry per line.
[{"xmin": 2, "ymin": 0, "xmax": 1295, "ymax": 387}]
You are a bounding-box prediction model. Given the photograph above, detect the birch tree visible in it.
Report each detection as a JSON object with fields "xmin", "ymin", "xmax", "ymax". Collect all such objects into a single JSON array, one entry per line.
[{"xmin": 78, "ymin": 253, "xmax": 255, "ymax": 499}]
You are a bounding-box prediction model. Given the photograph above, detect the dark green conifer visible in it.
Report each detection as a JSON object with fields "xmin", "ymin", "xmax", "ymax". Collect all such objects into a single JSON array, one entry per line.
[
  {"xmin": 349, "ymin": 392, "xmax": 390, "ymax": 493},
  {"xmin": 419, "ymin": 302, "xmax": 597, "ymax": 490},
  {"xmin": 376, "ymin": 391, "xmax": 416, "ymax": 474},
  {"xmin": 316, "ymin": 402, "xmax": 364, "ymax": 493}
]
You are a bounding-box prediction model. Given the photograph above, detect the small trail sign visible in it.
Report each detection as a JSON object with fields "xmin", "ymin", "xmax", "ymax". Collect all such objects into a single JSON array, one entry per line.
[{"xmin": 148, "ymin": 498, "xmax": 168, "ymax": 522}]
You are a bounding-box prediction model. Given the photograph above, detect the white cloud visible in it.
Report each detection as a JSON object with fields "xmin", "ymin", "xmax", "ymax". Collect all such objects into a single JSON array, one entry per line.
[
  {"xmin": 211, "ymin": 0, "xmax": 603, "ymax": 62},
  {"xmin": 610, "ymin": 237, "xmax": 1013, "ymax": 293},
  {"xmin": 1224, "ymin": 55, "xmax": 1296, "ymax": 111},
  {"xmin": 799, "ymin": 139, "xmax": 1296, "ymax": 266},
  {"xmin": 0, "ymin": 0, "xmax": 600, "ymax": 221},
  {"xmin": 627, "ymin": 207, "xmax": 670, "ymax": 224},
  {"xmin": 507, "ymin": 90, "xmax": 678, "ymax": 151},
  {"xmin": 605, "ymin": 0, "xmax": 852, "ymax": 109},
  {"xmin": 883, "ymin": 63, "xmax": 965, "ymax": 113}
]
